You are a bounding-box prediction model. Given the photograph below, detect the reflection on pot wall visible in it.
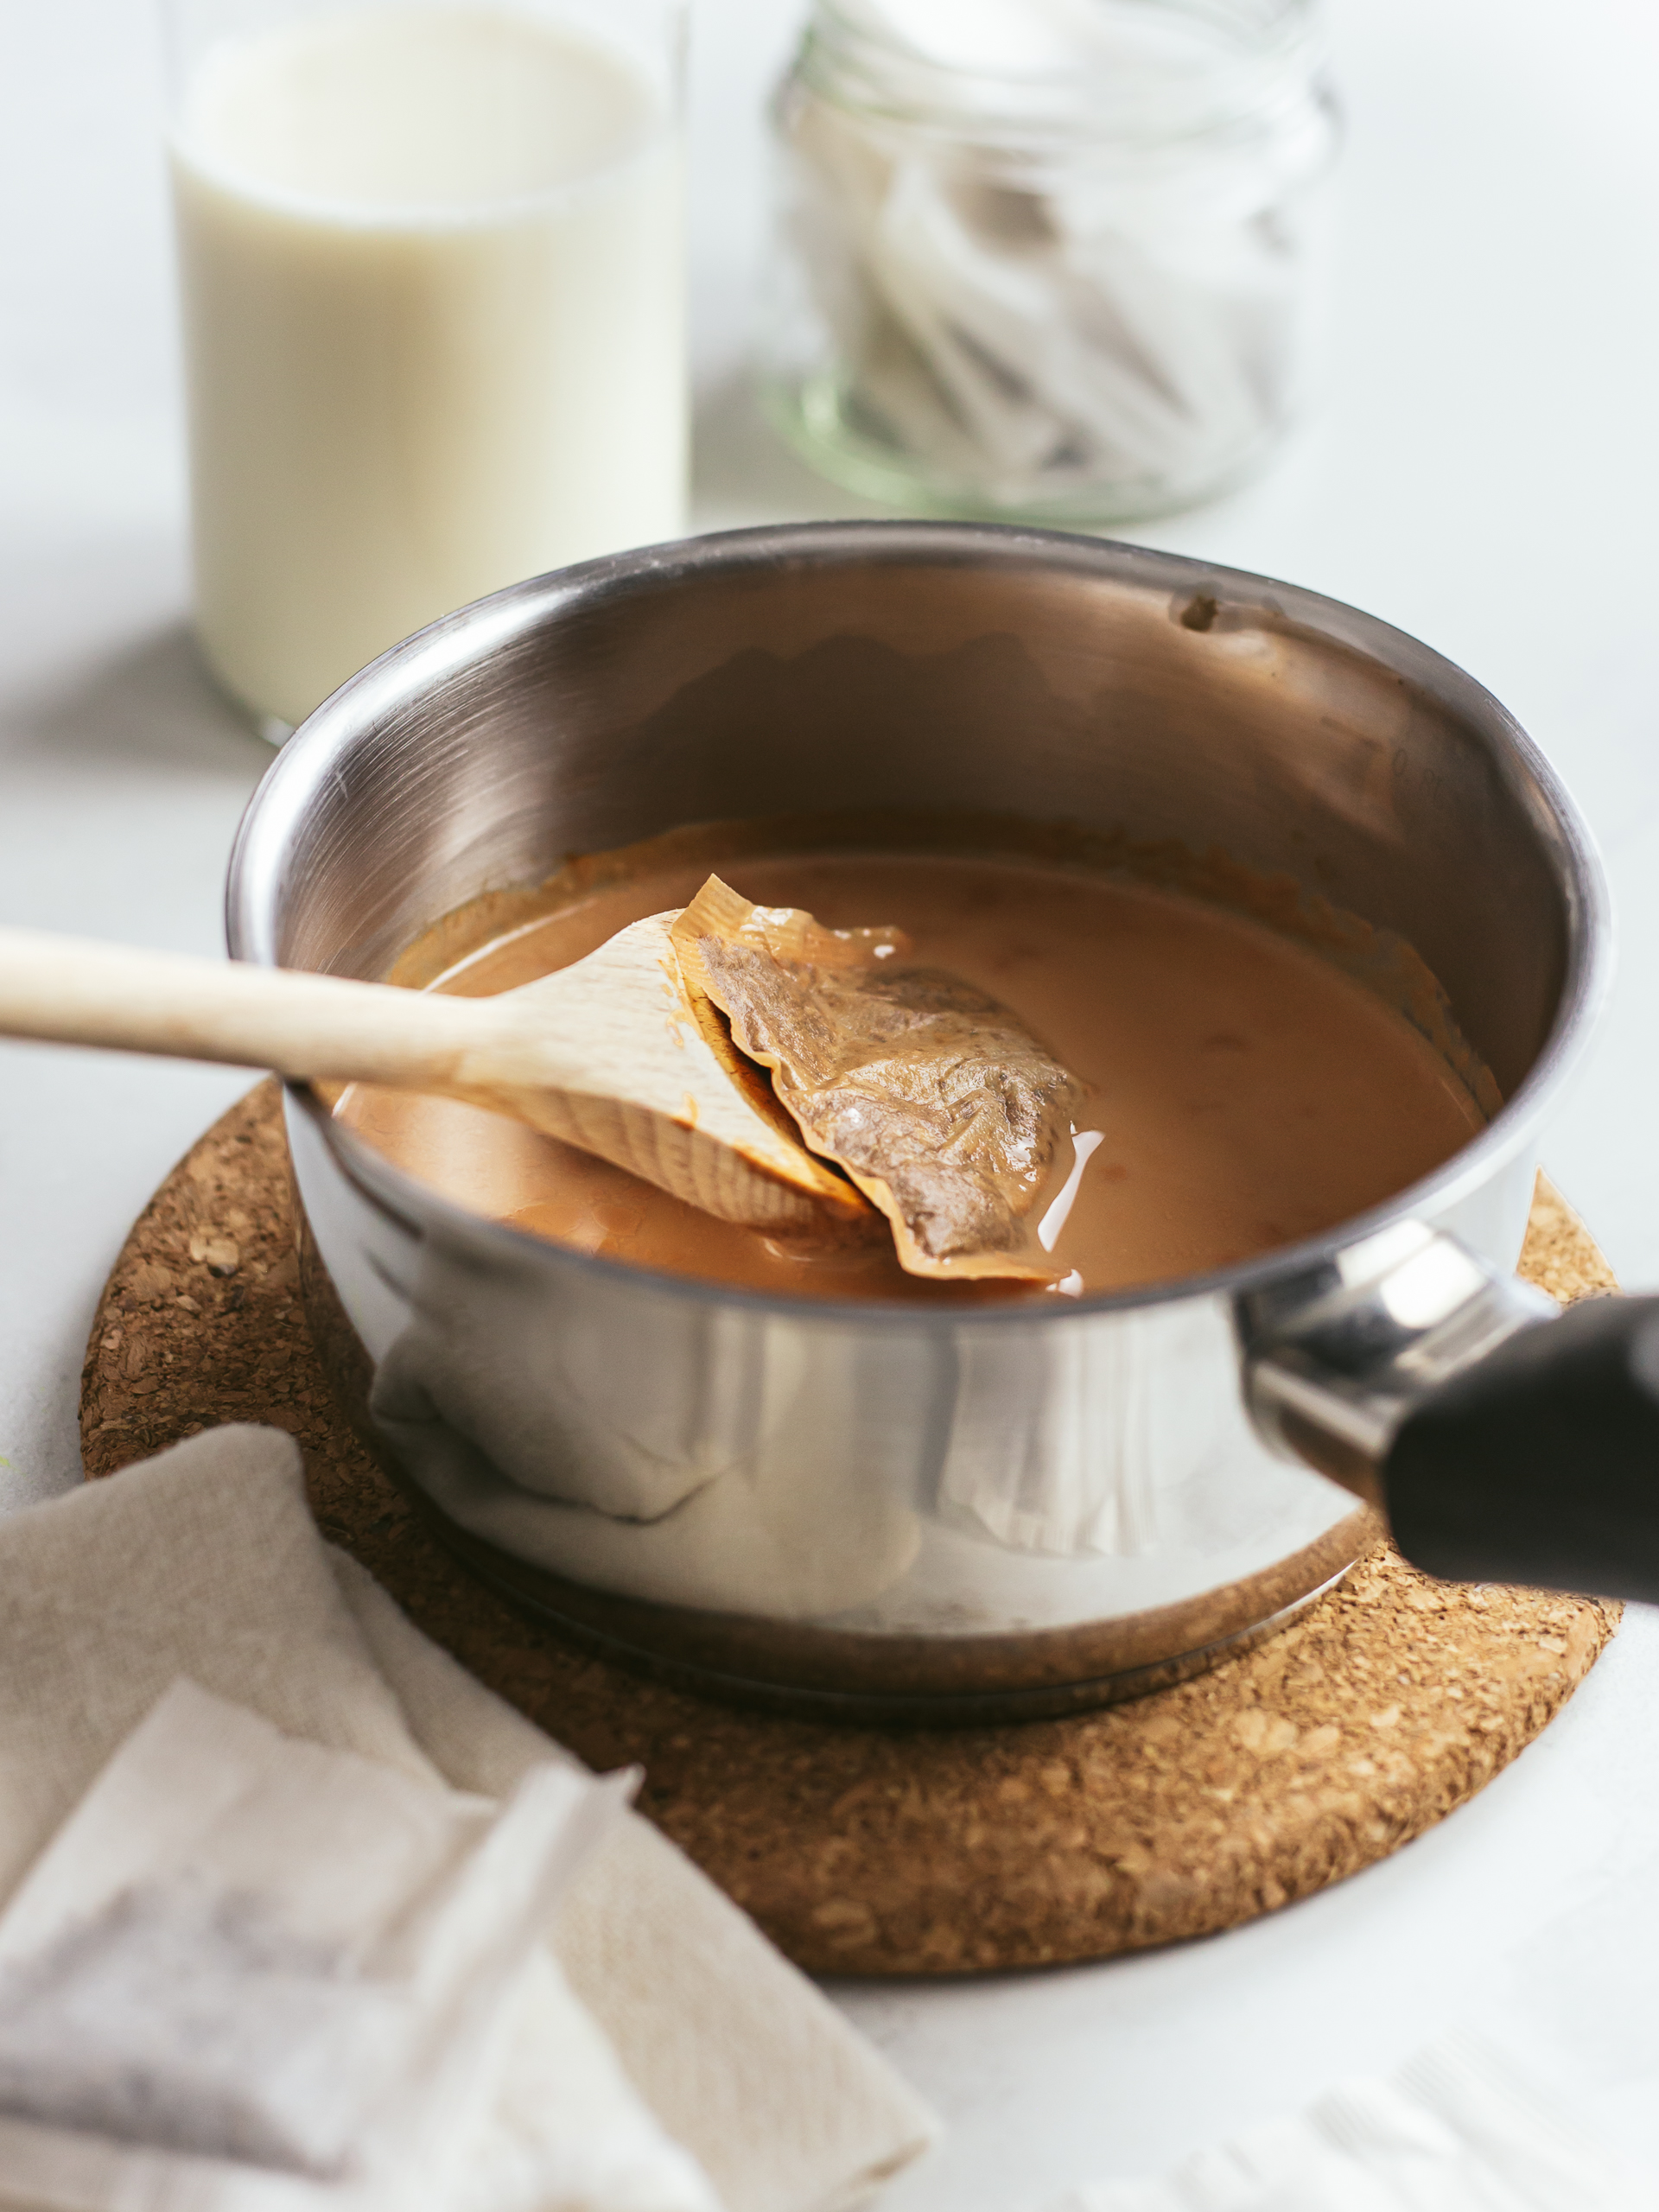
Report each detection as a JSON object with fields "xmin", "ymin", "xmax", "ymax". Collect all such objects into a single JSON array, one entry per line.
[
  {"xmin": 292, "ymin": 1099, "xmax": 1393, "ymax": 1642},
  {"xmin": 368, "ymin": 1230, "xmax": 929, "ymax": 1618},
  {"xmin": 942, "ymin": 1301, "xmax": 1233, "ymax": 1556}
]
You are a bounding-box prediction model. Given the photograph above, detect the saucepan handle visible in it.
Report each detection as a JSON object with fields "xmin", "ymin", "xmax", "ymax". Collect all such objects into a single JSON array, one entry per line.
[
  {"xmin": 1236, "ymin": 1223, "xmax": 1659, "ymax": 1605},
  {"xmin": 1383, "ymin": 1294, "xmax": 1659, "ymax": 1599}
]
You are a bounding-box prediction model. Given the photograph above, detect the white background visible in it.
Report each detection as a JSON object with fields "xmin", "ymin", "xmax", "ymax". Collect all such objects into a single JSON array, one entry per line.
[{"xmin": 3, "ymin": 1, "xmax": 1658, "ymax": 2202}]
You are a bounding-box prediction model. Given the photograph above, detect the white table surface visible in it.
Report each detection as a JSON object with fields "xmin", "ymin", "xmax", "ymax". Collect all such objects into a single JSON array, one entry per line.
[{"xmin": 3, "ymin": 1, "xmax": 1658, "ymax": 2202}]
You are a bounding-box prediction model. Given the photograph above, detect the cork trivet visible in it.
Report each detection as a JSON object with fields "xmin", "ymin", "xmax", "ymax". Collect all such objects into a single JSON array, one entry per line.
[{"xmin": 81, "ymin": 1084, "xmax": 1621, "ymax": 1976}]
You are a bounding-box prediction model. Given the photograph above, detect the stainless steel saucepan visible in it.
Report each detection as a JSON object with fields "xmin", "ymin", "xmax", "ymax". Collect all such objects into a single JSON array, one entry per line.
[{"xmin": 226, "ymin": 522, "xmax": 1655, "ymax": 1722}]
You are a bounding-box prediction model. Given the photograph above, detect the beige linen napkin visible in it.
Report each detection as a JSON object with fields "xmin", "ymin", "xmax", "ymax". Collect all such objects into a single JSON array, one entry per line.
[{"xmin": 0, "ymin": 1426, "xmax": 938, "ymax": 2212}]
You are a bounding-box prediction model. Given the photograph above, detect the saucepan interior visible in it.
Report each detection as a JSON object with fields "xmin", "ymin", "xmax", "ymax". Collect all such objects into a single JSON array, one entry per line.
[{"xmin": 227, "ymin": 522, "xmax": 1605, "ymax": 1719}]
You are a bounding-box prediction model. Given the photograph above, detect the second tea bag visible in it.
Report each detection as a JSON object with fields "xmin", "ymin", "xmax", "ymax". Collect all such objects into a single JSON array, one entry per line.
[{"xmin": 0, "ymin": 1676, "xmax": 635, "ymax": 2209}]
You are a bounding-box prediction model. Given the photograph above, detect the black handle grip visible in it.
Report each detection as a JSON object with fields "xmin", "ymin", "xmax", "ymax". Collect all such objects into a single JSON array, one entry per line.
[{"xmin": 1383, "ymin": 1294, "xmax": 1659, "ymax": 1601}]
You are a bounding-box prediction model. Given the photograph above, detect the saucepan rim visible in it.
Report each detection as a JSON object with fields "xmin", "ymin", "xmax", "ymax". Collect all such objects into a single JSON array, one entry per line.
[{"xmin": 226, "ymin": 518, "xmax": 1611, "ymax": 1332}]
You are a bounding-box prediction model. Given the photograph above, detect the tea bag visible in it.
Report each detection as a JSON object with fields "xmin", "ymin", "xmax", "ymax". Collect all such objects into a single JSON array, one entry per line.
[
  {"xmin": 670, "ymin": 875, "xmax": 1086, "ymax": 1281},
  {"xmin": 0, "ymin": 1675, "xmax": 642, "ymax": 2210},
  {"xmin": 1044, "ymin": 1847, "xmax": 1659, "ymax": 2209}
]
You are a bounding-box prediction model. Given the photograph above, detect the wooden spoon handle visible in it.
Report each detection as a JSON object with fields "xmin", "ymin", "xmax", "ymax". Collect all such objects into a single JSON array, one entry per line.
[
  {"xmin": 0, "ymin": 927, "xmax": 487, "ymax": 1088},
  {"xmin": 0, "ymin": 927, "xmax": 850, "ymax": 1235}
]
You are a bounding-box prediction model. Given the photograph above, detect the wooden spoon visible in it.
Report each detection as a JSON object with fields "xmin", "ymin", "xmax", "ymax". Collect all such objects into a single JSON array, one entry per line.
[{"xmin": 0, "ymin": 915, "xmax": 870, "ymax": 1233}]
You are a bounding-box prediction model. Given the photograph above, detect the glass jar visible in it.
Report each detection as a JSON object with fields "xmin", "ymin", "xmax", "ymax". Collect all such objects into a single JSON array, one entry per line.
[{"xmin": 761, "ymin": 0, "xmax": 1340, "ymax": 524}]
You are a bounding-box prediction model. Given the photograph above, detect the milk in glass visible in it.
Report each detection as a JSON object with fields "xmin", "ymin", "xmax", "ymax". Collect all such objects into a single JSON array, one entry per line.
[{"xmin": 170, "ymin": 5, "xmax": 685, "ymax": 731}]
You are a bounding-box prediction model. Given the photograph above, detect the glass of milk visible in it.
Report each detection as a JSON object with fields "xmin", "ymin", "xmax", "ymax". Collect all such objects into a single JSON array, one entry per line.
[{"xmin": 164, "ymin": 0, "xmax": 688, "ymax": 738}]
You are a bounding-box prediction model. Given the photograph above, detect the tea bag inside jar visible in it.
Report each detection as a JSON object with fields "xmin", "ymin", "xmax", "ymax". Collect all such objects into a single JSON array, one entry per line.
[{"xmin": 671, "ymin": 875, "xmax": 1085, "ymax": 1281}]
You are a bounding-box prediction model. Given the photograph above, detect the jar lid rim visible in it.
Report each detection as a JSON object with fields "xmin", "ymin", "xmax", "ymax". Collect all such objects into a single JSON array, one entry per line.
[{"xmin": 800, "ymin": 0, "xmax": 1327, "ymax": 143}]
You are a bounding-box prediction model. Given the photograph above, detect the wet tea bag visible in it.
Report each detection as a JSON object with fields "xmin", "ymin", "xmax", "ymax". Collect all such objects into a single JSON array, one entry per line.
[{"xmin": 670, "ymin": 875, "xmax": 1086, "ymax": 1281}]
